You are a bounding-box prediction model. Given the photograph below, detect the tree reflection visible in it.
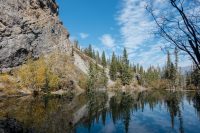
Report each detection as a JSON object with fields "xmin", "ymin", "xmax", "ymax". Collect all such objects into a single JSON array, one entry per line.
[
  {"xmin": 83, "ymin": 91, "xmax": 108, "ymax": 131},
  {"xmin": 110, "ymin": 92, "xmax": 133, "ymax": 133},
  {"xmin": 192, "ymin": 91, "xmax": 200, "ymax": 119},
  {"xmin": 1, "ymin": 90, "xmax": 200, "ymax": 133},
  {"xmin": 83, "ymin": 90, "xmax": 193, "ymax": 133},
  {"xmin": 164, "ymin": 91, "xmax": 184, "ymax": 133}
]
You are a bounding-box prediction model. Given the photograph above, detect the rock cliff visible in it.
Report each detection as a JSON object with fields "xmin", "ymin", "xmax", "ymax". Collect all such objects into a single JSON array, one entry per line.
[{"xmin": 0, "ymin": 0, "xmax": 71, "ymax": 70}]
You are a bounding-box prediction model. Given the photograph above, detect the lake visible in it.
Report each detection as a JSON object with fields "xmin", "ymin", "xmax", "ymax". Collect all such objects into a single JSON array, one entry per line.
[{"xmin": 0, "ymin": 90, "xmax": 200, "ymax": 133}]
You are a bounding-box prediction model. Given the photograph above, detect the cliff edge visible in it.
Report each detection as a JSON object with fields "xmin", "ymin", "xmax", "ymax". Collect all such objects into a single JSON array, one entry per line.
[{"xmin": 0, "ymin": 0, "xmax": 71, "ymax": 70}]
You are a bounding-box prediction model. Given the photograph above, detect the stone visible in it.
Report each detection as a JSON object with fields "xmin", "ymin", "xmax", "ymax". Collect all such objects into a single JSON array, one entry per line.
[
  {"xmin": 0, "ymin": 0, "xmax": 71, "ymax": 70},
  {"xmin": 0, "ymin": 23, "xmax": 6, "ymax": 32},
  {"xmin": 13, "ymin": 26, "xmax": 21, "ymax": 34}
]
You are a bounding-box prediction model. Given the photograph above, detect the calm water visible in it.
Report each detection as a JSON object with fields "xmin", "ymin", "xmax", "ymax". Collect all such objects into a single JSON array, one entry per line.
[{"xmin": 0, "ymin": 90, "xmax": 200, "ymax": 133}]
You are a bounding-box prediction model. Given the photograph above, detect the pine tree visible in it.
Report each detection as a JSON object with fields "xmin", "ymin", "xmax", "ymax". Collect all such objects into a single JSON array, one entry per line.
[
  {"xmin": 169, "ymin": 63, "xmax": 176, "ymax": 83},
  {"xmin": 109, "ymin": 52, "xmax": 117, "ymax": 81},
  {"xmin": 71, "ymin": 46, "xmax": 74, "ymax": 56},
  {"xmin": 115, "ymin": 56, "xmax": 122, "ymax": 74},
  {"xmin": 88, "ymin": 44, "xmax": 93, "ymax": 58},
  {"xmin": 101, "ymin": 68, "xmax": 108, "ymax": 87},
  {"xmin": 101, "ymin": 51, "xmax": 107, "ymax": 68},
  {"xmin": 96, "ymin": 51, "xmax": 101, "ymax": 64},
  {"xmin": 139, "ymin": 66, "xmax": 144, "ymax": 75},
  {"xmin": 133, "ymin": 65, "xmax": 137, "ymax": 73},
  {"xmin": 123, "ymin": 48, "xmax": 129, "ymax": 65},
  {"xmin": 163, "ymin": 51, "xmax": 178, "ymax": 88},
  {"xmin": 174, "ymin": 47, "xmax": 179, "ymax": 87},
  {"xmin": 120, "ymin": 48, "xmax": 133, "ymax": 85},
  {"xmin": 92, "ymin": 49, "xmax": 96, "ymax": 59},
  {"xmin": 121, "ymin": 65, "xmax": 132, "ymax": 85},
  {"xmin": 87, "ymin": 62, "xmax": 95, "ymax": 92}
]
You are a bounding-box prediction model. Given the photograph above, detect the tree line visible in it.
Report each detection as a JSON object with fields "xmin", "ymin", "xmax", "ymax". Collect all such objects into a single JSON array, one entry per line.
[{"xmin": 74, "ymin": 41, "xmax": 199, "ymax": 90}]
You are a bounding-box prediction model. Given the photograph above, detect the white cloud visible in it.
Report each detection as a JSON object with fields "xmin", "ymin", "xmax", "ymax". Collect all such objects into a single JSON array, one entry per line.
[
  {"xmin": 117, "ymin": 0, "xmax": 155, "ymax": 49},
  {"xmin": 80, "ymin": 33, "xmax": 89, "ymax": 39},
  {"xmin": 100, "ymin": 34, "xmax": 116, "ymax": 48},
  {"xmin": 116, "ymin": 0, "xmax": 190, "ymax": 68},
  {"xmin": 129, "ymin": 41, "xmax": 166, "ymax": 69},
  {"xmin": 116, "ymin": 0, "xmax": 163, "ymax": 68}
]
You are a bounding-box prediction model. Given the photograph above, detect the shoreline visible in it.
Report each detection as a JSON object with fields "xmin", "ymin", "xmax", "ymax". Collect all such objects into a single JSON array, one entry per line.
[{"xmin": 1, "ymin": 88, "xmax": 199, "ymax": 98}]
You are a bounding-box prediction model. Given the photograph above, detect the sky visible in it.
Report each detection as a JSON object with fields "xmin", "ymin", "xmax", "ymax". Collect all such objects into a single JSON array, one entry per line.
[{"xmin": 56, "ymin": 0, "xmax": 192, "ymax": 69}]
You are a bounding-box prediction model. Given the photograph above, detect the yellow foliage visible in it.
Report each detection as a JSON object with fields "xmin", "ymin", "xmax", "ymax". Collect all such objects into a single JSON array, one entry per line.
[
  {"xmin": 14, "ymin": 52, "xmax": 87, "ymax": 92},
  {"xmin": 0, "ymin": 74, "xmax": 19, "ymax": 95},
  {"xmin": 15, "ymin": 56, "xmax": 60, "ymax": 91},
  {"xmin": 0, "ymin": 74, "xmax": 10, "ymax": 84}
]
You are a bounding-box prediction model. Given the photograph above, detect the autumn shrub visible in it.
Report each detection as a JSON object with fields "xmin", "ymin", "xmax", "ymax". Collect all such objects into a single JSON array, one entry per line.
[
  {"xmin": 0, "ymin": 74, "xmax": 10, "ymax": 84},
  {"xmin": 0, "ymin": 73, "xmax": 19, "ymax": 95},
  {"xmin": 14, "ymin": 51, "xmax": 89, "ymax": 93},
  {"xmin": 15, "ymin": 57, "xmax": 60, "ymax": 91}
]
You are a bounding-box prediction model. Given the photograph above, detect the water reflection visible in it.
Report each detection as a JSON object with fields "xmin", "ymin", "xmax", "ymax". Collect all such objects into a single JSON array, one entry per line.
[
  {"xmin": 76, "ymin": 91, "xmax": 200, "ymax": 133},
  {"xmin": 0, "ymin": 90, "xmax": 200, "ymax": 133}
]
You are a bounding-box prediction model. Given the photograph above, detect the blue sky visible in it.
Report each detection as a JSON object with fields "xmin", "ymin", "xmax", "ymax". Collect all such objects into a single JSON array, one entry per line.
[{"xmin": 56, "ymin": 0, "xmax": 191, "ymax": 68}]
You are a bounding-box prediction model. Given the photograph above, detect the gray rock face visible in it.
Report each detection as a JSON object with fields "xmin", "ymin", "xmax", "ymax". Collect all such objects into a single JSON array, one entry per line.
[{"xmin": 0, "ymin": 0, "xmax": 71, "ymax": 70}]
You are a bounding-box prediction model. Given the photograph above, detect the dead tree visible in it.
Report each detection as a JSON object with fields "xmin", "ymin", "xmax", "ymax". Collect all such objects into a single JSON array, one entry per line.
[{"xmin": 147, "ymin": 0, "xmax": 200, "ymax": 70}]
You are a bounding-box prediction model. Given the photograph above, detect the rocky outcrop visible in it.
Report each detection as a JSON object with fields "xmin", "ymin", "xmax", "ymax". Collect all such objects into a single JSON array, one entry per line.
[{"xmin": 0, "ymin": 0, "xmax": 71, "ymax": 70}]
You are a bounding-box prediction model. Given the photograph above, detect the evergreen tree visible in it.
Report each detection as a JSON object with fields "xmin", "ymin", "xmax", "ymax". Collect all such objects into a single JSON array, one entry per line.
[
  {"xmin": 174, "ymin": 47, "xmax": 179, "ymax": 87},
  {"xmin": 169, "ymin": 63, "xmax": 176, "ymax": 83},
  {"xmin": 101, "ymin": 51, "xmax": 107, "ymax": 68},
  {"xmin": 121, "ymin": 65, "xmax": 132, "ymax": 85},
  {"xmin": 120, "ymin": 48, "xmax": 133, "ymax": 85},
  {"xmin": 109, "ymin": 52, "xmax": 117, "ymax": 81},
  {"xmin": 115, "ymin": 56, "xmax": 122, "ymax": 74},
  {"xmin": 87, "ymin": 61, "xmax": 108, "ymax": 91},
  {"xmin": 87, "ymin": 62, "xmax": 96, "ymax": 92},
  {"xmin": 122, "ymin": 48, "xmax": 129, "ymax": 65},
  {"xmin": 144, "ymin": 66, "xmax": 160, "ymax": 86},
  {"xmin": 163, "ymin": 51, "xmax": 177, "ymax": 88},
  {"xmin": 133, "ymin": 65, "xmax": 137, "ymax": 73},
  {"xmin": 92, "ymin": 49, "xmax": 96, "ymax": 59},
  {"xmin": 139, "ymin": 66, "xmax": 144, "ymax": 75},
  {"xmin": 101, "ymin": 68, "xmax": 108, "ymax": 87},
  {"xmin": 88, "ymin": 44, "xmax": 93, "ymax": 58},
  {"xmin": 71, "ymin": 46, "xmax": 74, "ymax": 56},
  {"xmin": 188, "ymin": 67, "xmax": 200, "ymax": 89},
  {"xmin": 96, "ymin": 51, "xmax": 101, "ymax": 64}
]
